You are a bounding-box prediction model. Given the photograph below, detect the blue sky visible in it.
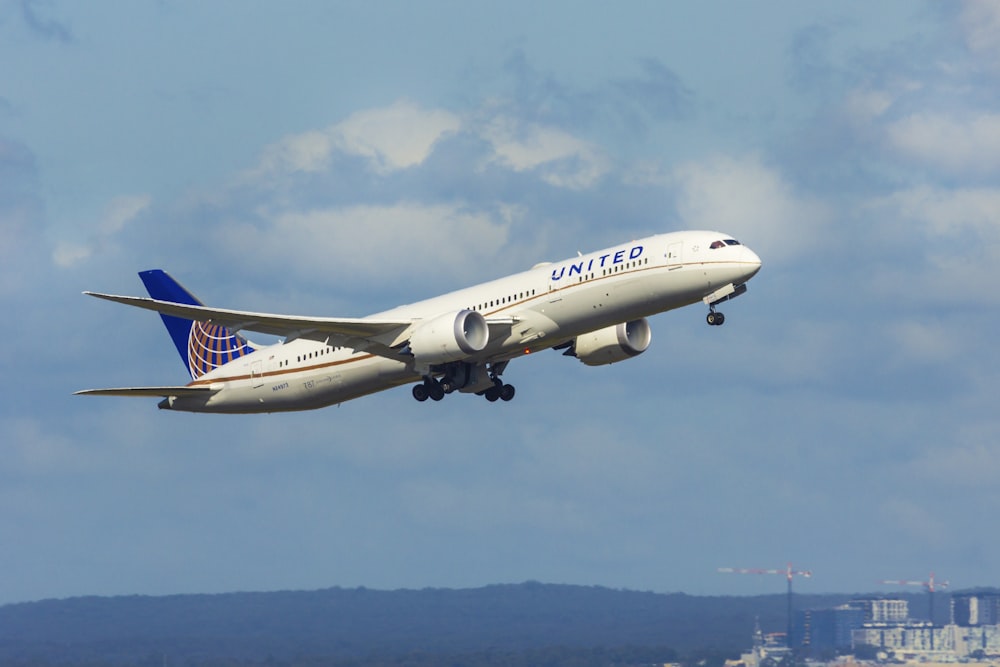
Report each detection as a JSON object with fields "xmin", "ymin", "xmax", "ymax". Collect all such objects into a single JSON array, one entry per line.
[{"xmin": 2, "ymin": 0, "xmax": 1000, "ymax": 606}]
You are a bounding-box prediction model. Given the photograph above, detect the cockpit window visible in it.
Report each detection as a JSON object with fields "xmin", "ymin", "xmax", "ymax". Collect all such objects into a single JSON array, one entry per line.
[
  {"xmin": 710, "ymin": 239, "xmax": 742, "ymax": 249},
  {"xmin": 725, "ymin": 239, "xmax": 741, "ymax": 246}
]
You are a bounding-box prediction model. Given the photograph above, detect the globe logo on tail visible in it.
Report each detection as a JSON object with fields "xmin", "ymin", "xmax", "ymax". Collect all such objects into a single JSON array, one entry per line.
[{"xmin": 187, "ymin": 321, "xmax": 255, "ymax": 379}]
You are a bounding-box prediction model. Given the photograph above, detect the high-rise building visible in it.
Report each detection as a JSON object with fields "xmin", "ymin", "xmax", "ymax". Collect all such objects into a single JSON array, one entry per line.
[
  {"xmin": 795, "ymin": 605, "xmax": 866, "ymax": 656},
  {"xmin": 952, "ymin": 594, "xmax": 1000, "ymax": 627},
  {"xmin": 848, "ymin": 597, "xmax": 909, "ymax": 623}
]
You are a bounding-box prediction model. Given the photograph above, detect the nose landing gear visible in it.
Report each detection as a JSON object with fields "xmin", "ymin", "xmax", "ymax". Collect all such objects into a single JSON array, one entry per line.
[
  {"xmin": 706, "ymin": 308, "xmax": 726, "ymax": 326},
  {"xmin": 704, "ymin": 282, "xmax": 748, "ymax": 326}
]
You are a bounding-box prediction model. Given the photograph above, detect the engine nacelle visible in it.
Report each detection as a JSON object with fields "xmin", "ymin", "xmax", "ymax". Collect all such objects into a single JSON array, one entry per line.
[
  {"xmin": 407, "ymin": 310, "xmax": 489, "ymax": 365},
  {"xmin": 573, "ymin": 318, "xmax": 651, "ymax": 366}
]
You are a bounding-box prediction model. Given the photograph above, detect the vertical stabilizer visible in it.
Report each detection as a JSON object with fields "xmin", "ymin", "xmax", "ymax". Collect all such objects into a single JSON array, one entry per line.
[{"xmin": 138, "ymin": 270, "xmax": 255, "ymax": 379}]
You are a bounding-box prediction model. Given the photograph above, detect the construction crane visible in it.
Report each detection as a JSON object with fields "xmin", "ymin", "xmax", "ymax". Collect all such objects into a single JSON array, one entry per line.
[
  {"xmin": 718, "ymin": 563, "xmax": 813, "ymax": 649},
  {"xmin": 880, "ymin": 571, "xmax": 949, "ymax": 648}
]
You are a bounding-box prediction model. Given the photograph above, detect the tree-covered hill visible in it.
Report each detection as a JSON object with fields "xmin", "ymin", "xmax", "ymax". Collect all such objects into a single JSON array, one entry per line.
[{"xmin": 0, "ymin": 583, "xmax": 941, "ymax": 665}]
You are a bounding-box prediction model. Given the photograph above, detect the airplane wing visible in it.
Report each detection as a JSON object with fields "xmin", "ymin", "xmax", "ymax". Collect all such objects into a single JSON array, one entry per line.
[
  {"xmin": 84, "ymin": 292, "xmax": 436, "ymax": 361},
  {"xmin": 74, "ymin": 386, "xmax": 216, "ymax": 398}
]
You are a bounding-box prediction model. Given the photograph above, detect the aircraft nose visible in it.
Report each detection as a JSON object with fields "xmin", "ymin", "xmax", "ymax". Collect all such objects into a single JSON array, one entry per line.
[{"xmin": 742, "ymin": 246, "xmax": 762, "ymax": 278}]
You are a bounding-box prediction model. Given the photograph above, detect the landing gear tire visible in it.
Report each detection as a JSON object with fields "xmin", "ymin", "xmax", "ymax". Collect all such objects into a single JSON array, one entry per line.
[
  {"xmin": 706, "ymin": 311, "xmax": 725, "ymax": 326},
  {"xmin": 414, "ymin": 378, "xmax": 445, "ymax": 402},
  {"xmin": 483, "ymin": 382, "xmax": 515, "ymax": 402},
  {"xmin": 428, "ymin": 382, "xmax": 445, "ymax": 401}
]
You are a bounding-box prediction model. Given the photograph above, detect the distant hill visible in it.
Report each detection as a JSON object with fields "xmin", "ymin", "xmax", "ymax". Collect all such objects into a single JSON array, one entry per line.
[{"xmin": 0, "ymin": 583, "xmax": 944, "ymax": 665}]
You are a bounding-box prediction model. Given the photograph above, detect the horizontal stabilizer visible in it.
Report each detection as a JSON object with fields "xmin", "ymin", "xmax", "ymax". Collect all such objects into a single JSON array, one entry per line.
[{"xmin": 74, "ymin": 386, "xmax": 217, "ymax": 398}]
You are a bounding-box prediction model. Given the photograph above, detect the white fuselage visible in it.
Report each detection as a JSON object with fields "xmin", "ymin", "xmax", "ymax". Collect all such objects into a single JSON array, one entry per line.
[{"xmin": 165, "ymin": 230, "xmax": 760, "ymax": 413}]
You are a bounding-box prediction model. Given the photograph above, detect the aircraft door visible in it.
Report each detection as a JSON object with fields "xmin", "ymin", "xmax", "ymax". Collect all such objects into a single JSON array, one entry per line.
[
  {"xmin": 548, "ymin": 266, "xmax": 559, "ymax": 293},
  {"xmin": 667, "ymin": 242, "xmax": 683, "ymax": 265},
  {"xmin": 547, "ymin": 263, "xmax": 566, "ymax": 300},
  {"xmin": 251, "ymin": 360, "xmax": 264, "ymax": 388}
]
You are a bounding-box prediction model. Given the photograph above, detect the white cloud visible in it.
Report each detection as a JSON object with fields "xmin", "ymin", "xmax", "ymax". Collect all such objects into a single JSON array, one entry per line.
[
  {"xmin": 841, "ymin": 78, "xmax": 925, "ymax": 126},
  {"xmin": 670, "ymin": 154, "xmax": 832, "ymax": 261},
  {"xmin": 52, "ymin": 194, "xmax": 150, "ymax": 268},
  {"xmin": 862, "ymin": 186, "xmax": 1000, "ymax": 301},
  {"xmin": 333, "ymin": 101, "xmax": 462, "ymax": 173},
  {"xmin": 481, "ymin": 115, "xmax": 609, "ymax": 190},
  {"xmin": 52, "ymin": 242, "xmax": 92, "ymax": 268},
  {"xmin": 960, "ymin": 0, "xmax": 1000, "ymax": 69},
  {"xmin": 843, "ymin": 86, "xmax": 896, "ymax": 123},
  {"xmin": 100, "ymin": 194, "xmax": 152, "ymax": 235},
  {"xmin": 246, "ymin": 101, "xmax": 609, "ymax": 193},
  {"xmin": 882, "ymin": 185, "xmax": 1000, "ymax": 237},
  {"xmin": 221, "ymin": 202, "xmax": 513, "ymax": 287},
  {"xmin": 254, "ymin": 130, "xmax": 333, "ymax": 175},
  {"xmin": 887, "ymin": 112, "xmax": 1000, "ymax": 174},
  {"xmin": 251, "ymin": 100, "xmax": 462, "ymax": 178}
]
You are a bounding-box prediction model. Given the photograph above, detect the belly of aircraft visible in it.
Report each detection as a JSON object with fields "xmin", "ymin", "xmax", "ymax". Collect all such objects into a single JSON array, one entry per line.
[{"xmin": 177, "ymin": 357, "xmax": 416, "ymax": 414}]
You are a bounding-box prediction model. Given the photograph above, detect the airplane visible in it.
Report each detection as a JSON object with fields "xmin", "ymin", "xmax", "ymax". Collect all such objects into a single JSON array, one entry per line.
[{"xmin": 76, "ymin": 230, "xmax": 761, "ymax": 413}]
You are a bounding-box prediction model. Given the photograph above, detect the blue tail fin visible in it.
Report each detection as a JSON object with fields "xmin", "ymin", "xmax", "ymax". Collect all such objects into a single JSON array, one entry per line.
[{"xmin": 138, "ymin": 270, "xmax": 255, "ymax": 380}]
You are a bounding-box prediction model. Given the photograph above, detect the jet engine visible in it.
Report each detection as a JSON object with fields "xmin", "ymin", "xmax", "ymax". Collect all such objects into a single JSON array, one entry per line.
[
  {"xmin": 571, "ymin": 318, "xmax": 651, "ymax": 366},
  {"xmin": 407, "ymin": 310, "xmax": 489, "ymax": 365}
]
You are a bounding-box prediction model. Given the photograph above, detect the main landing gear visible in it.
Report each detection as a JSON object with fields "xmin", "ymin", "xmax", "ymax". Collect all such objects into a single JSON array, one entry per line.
[
  {"xmin": 411, "ymin": 362, "xmax": 515, "ymax": 403},
  {"xmin": 411, "ymin": 380, "xmax": 444, "ymax": 402},
  {"xmin": 478, "ymin": 361, "xmax": 514, "ymax": 402},
  {"xmin": 481, "ymin": 379, "xmax": 515, "ymax": 403}
]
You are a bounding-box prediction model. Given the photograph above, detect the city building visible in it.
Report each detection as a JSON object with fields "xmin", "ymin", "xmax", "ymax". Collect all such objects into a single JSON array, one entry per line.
[
  {"xmin": 793, "ymin": 593, "xmax": 1000, "ymax": 661},
  {"xmin": 851, "ymin": 622, "xmax": 953, "ymax": 656},
  {"xmin": 748, "ymin": 592, "xmax": 1000, "ymax": 664},
  {"xmin": 796, "ymin": 605, "xmax": 866, "ymax": 657},
  {"xmin": 953, "ymin": 593, "xmax": 1000, "ymax": 627},
  {"xmin": 848, "ymin": 598, "xmax": 909, "ymax": 624}
]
